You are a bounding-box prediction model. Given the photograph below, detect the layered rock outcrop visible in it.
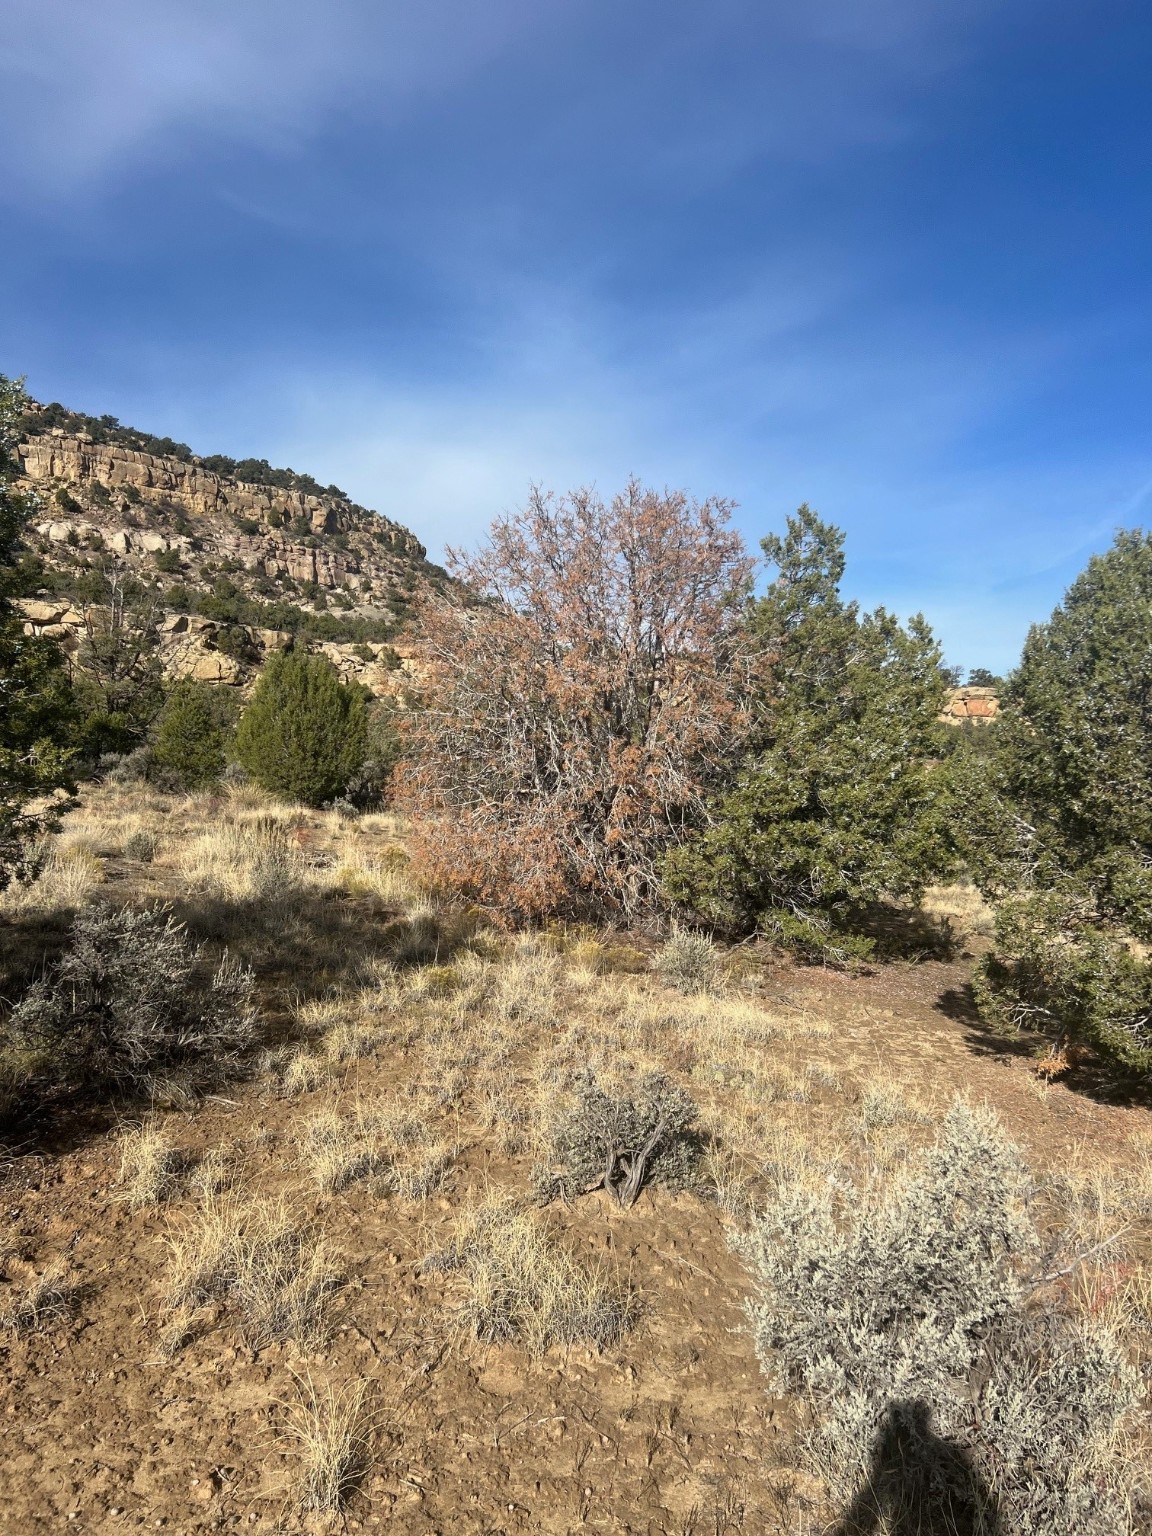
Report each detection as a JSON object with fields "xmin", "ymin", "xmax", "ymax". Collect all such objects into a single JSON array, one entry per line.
[
  {"xmin": 13, "ymin": 421, "xmax": 449, "ymax": 697},
  {"xmin": 20, "ymin": 432, "xmax": 424, "ymax": 565},
  {"xmin": 941, "ymin": 686, "xmax": 1001, "ymax": 725}
]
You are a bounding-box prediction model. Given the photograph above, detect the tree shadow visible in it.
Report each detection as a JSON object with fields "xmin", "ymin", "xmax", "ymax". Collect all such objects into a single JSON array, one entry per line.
[
  {"xmin": 936, "ymin": 981, "xmax": 1152, "ymax": 1108},
  {"xmin": 832, "ymin": 1400, "xmax": 1001, "ymax": 1536},
  {"xmin": 845, "ymin": 902, "xmax": 962, "ymax": 963}
]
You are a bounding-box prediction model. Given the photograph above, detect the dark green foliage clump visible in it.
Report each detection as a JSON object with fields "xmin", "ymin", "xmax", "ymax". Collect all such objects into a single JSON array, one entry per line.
[
  {"xmin": 967, "ymin": 530, "xmax": 1152, "ymax": 1070},
  {"xmin": 663, "ymin": 507, "xmax": 951, "ymax": 964},
  {"xmin": 191, "ymin": 578, "xmax": 397, "ymax": 646},
  {"xmin": 345, "ymin": 699, "xmax": 403, "ymax": 809},
  {"xmin": 150, "ymin": 681, "xmax": 229, "ymax": 790},
  {"xmin": 0, "ymin": 376, "xmax": 79, "ymax": 888},
  {"xmin": 70, "ymin": 574, "xmax": 166, "ymax": 766},
  {"xmin": 986, "ymin": 530, "xmax": 1152, "ymax": 932},
  {"xmin": 234, "ymin": 651, "xmax": 369, "ymax": 807},
  {"xmin": 973, "ymin": 893, "xmax": 1152, "ymax": 1072},
  {"xmin": 539, "ymin": 1069, "xmax": 700, "ymax": 1208},
  {"xmin": 3, "ymin": 905, "xmax": 258, "ymax": 1101}
]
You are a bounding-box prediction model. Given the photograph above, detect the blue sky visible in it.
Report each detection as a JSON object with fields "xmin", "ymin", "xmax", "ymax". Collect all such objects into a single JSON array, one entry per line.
[{"xmin": 3, "ymin": 0, "xmax": 1151, "ymax": 673}]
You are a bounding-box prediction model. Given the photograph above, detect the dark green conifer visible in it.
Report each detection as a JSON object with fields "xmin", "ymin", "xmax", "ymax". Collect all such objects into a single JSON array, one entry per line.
[
  {"xmin": 150, "ymin": 680, "xmax": 227, "ymax": 789},
  {"xmin": 234, "ymin": 651, "xmax": 368, "ymax": 806},
  {"xmin": 662, "ymin": 506, "xmax": 951, "ymax": 962},
  {"xmin": 0, "ymin": 375, "xmax": 78, "ymax": 888}
]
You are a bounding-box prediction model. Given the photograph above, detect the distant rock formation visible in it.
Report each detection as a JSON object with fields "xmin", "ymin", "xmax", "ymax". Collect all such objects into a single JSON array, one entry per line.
[
  {"xmin": 13, "ymin": 417, "xmax": 455, "ymax": 697},
  {"xmin": 941, "ymin": 685, "xmax": 1000, "ymax": 725}
]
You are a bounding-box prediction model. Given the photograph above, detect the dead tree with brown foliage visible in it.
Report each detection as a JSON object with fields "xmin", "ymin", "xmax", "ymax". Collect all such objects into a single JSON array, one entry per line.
[{"xmin": 397, "ymin": 480, "xmax": 753, "ymax": 921}]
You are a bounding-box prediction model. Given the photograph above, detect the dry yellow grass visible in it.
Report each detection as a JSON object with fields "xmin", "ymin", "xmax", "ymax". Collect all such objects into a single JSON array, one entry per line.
[
  {"xmin": 280, "ymin": 1372, "xmax": 377, "ymax": 1512},
  {"xmin": 0, "ymin": 839, "xmax": 104, "ymax": 914},
  {"xmin": 116, "ymin": 1119, "xmax": 184, "ymax": 1206},
  {"xmin": 0, "ymin": 1259, "xmax": 79, "ymax": 1333},
  {"xmin": 437, "ymin": 1194, "xmax": 636, "ymax": 1357},
  {"xmin": 171, "ymin": 818, "xmax": 311, "ymax": 903},
  {"xmin": 921, "ymin": 879, "xmax": 996, "ymax": 940},
  {"xmin": 164, "ymin": 1193, "xmax": 341, "ymax": 1348}
]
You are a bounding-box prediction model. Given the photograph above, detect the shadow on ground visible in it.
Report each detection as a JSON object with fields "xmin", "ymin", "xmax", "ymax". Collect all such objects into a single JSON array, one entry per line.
[{"xmin": 936, "ymin": 981, "xmax": 1152, "ymax": 1109}]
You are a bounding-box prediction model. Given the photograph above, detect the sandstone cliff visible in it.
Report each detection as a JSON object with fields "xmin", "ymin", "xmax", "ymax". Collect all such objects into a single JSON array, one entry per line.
[{"xmin": 14, "ymin": 413, "xmax": 454, "ymax": 696}]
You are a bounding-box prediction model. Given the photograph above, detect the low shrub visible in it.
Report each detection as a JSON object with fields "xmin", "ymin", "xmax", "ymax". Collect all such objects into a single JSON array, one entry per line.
[
  {"xmin": 654, "ymin": 928, "xmax": 724, "ymax": 994},
  {"xmin": 282, "ymin": 1374, "xmax": 375, "ymax": 1513},
  {"xmin": 739, "ymin": 1100, "xmax": 1137, "ymax": 1533},
  {"xmin": 2, "ymin": 905, "xmax": 258, "ymax": 1100},
  {"xmin": 234, "ymin": 652, "xmax": 369, "ymax": 807},
  {"xmin": 122, "ymin": 829, "xmax": 157, "ymax": 862},
  {"xmin": 117, "ymin": 1119, "xmax": 184, "ymax": 1206},
  {"xmin": 538, "ymin": 1068, "xmax": 700, "ymax": 1207},
  {"xmin": 149, "ymin": 680, "xmax": 228, "ymax": 790},
  {"xmin": 0, "ymin": 1259, "xmax": 81, "ymax": 1334}
]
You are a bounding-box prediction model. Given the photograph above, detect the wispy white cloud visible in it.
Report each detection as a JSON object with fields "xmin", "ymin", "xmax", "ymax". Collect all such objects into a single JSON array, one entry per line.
[
  {"xmin": 1, "ymin": 0, "xmax": 1001, "ymax": 198},
  {"xmin": 0, "ymin": 0, "xmax": 551, "ymax": 191}
]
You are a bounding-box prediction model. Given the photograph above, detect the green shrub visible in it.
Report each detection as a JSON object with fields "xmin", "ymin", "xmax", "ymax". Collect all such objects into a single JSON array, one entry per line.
[
  {"xmin": 662, "ymin": 507, "xmax": 952, "ymax": 964},
  {"xmin": 0, "ymin": 375, "xmax": 79, "ymax": 888},
  {"xmin": 739, "ymin": 1101, "xmax": 1136, "ymax": 1533},
  {"xmin": 152, "ymin": 548, "xmax": 183, "ymax": 574},
  {"xmin": 123, "ymin": 829, "xmax": 157, "ymax": 862},
  {"xmin": 3, "ymin": 905, "xmax": 258, "ymax": 1101},
  {"xmin": 234, "ymin": 651, "xmax": 368, "ymax": 807},
  {"xmin": 150, "ymin": 681, "xmax": 227, "ymax": 790},
  {"xmin": 345, "ymin": 698, "xmax": 402, "ymax": 809},
  {"xmin": 973, "ymin": 892, "xmax": 1152, "ymax": 1072},
  {"xmin": 965, "ymin": 531, "xmax": 1152, "ymax": 1071}
]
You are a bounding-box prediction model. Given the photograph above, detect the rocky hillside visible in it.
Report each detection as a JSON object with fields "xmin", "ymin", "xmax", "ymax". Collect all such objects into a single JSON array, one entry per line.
[{"xmin": 12, "ymin": 401, "xmax": 457, "ymax": 694}]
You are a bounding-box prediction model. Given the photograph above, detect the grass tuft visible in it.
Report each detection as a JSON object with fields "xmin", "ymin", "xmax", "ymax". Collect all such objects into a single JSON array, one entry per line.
[{"xmin": 281, "ymin": 1373, "xmax": 376, "ymax": 1512}]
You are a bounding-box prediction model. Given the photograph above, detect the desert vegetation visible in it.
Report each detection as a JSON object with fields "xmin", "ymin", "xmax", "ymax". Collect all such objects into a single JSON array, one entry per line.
[{"xmin": 4, "ymin": 372, "xmax": 1152, "ymax": 1530}]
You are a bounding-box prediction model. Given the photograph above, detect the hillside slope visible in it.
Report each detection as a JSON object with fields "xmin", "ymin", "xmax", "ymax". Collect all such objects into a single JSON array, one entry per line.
[{"xmin": 12, "ymin": 401, "xmax": 457, "ymax": 693}]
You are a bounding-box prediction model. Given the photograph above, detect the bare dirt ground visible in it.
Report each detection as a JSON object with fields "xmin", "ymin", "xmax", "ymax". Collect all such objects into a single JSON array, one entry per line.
[{"xmin": 2, "ymin": 787, "xmax": 1150, "ymax": 1535}]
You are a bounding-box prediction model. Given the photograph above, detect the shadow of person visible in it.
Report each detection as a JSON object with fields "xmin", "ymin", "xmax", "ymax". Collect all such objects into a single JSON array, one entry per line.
[{"xmin": 832, "ymin": 1399, "xmax": 1002, "ymax": 1536}]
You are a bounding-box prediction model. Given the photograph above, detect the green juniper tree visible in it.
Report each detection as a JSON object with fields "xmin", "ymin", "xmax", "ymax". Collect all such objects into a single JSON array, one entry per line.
[
  {"xmin": 234, "ymin": 650, "xmax": 369, "ymax": 807},
  {"xmin": 662, "ymin": 506, "xmax": 952, "ymax": 962},
  {"xmin": 0, "ymin": 375, "xmax": 78, "ymax": 889},
  {"xmin": 150, "ymin": 679, "xmax": 229, "ymax": 790},
  {"xmin": 970, "ymin": 529, "xmax": 1152, "ymax": 1070}
]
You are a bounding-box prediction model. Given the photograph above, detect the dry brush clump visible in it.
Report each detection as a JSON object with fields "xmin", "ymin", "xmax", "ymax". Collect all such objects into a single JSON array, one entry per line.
[
  {"xmin": 397, "ymin": 480, "xmax": 754, "ymax": 922},
  {"xmin": 116, "ymin": 1119, "xmax": 185, "ymax": 1206},
  {"xmin": 739, "ymin": 1099, "xmax": 1139, "ymax": 1534},
  {"xmin": 2, "ymin": 904, "xmax": 258, "ymax": 1101},
  {"xmin": 0, "ymin": 1258, "xmax": 81, "ymax": 1334},
  {"xmin": 537, "ymin": 1067, "xmax": 701, "ymax": 1208},
  {"xmin": 280, "ymin": 1372, "xmax": 377, "ymax": 1513},
  {"xmin": 653, "ymin": 928, "xmax": 726, "ymax": 995}
]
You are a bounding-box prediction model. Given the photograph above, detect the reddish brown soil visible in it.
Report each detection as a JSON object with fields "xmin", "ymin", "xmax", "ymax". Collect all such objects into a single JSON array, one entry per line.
[{"xmin": 2, "ymin": 955, "xmax": 1149, "ymax": 1536}]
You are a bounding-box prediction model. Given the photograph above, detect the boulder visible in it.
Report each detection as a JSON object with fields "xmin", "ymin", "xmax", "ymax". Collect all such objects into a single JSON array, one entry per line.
[
  {"xmin": 17, "ymin": 599, "xmax": 69, "ymax": 625},
  {"xmin": 184, "ymin": 651, "xmax": 242, "ymax": 684}
]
